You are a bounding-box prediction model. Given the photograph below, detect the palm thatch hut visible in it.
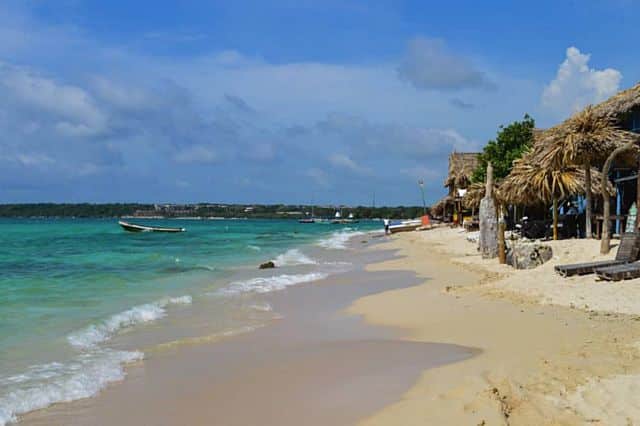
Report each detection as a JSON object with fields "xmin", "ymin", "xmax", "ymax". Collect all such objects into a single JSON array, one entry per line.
[
  {"xmin": 441, "ymin": 152, "xmax": 480, "ymax": 223},
  {"xmin": 499, "ymin": 82, "xmax": 640, "ymax": 240},
  {"xmin": 532, "ymin": 106, "xmax": 638, "ymax": 238}
]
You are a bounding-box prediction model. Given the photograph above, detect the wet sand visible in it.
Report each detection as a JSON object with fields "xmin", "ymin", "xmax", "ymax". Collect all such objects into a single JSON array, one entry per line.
[{"xmin": 21, "ymin": 244, "xmax": 476, "ymax": 426}]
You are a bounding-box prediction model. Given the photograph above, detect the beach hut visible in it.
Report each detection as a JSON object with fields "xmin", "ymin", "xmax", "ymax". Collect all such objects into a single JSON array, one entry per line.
[
  {"xmin": 501, "ymin": 144, "xmax": 614, "ymax": 239},
  {"xmin": 442, "ymin": 152, "xmax": 481, "ymax": 224},
  {"xmin": 500, "ymin": 82, "xmax": 640, "ymax": 241},
  {"xmin": 533, "ymin": 106, "xmax": 637, "ymax": 238}
]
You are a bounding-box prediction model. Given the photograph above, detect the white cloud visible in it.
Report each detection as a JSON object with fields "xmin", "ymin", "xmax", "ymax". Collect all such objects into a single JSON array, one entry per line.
[
  {"xmin": 542, "ymin": 46, "xmax": 622, "ymax": 116},
  {"xmin": 328, "ymin": 153, "xmax": 371, "ymax": 175},
  {"xmin": 400, "ymin": 166, "xmax": 440, "ymax": 181},
  {"xmin": 174, "ymin": 145, "xmax": 218, "ymax": 164},
  {"xmin": 0, "ymin": 63, "xmax": 107, "ymax": 136},
  {"xmin": 13, "ymin": 153, "xmax": 54, "ymax": 167},
  {"xmin": 397, "ymin": 37, "xmax": 494, "ymax": 91},
  {"xmin": 306, "ymin": 168, "xmax": 329, "ymax": 187}
]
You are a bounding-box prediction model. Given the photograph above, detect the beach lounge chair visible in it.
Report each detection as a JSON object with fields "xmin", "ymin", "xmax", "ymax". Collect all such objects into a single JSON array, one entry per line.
[
  {"xmin": 554, "ymin": 232, "xmax": 640, "ymax": 277},
  {"xmin": 596, "ymin": 262, "xmax": 640, "ymax": 281}
]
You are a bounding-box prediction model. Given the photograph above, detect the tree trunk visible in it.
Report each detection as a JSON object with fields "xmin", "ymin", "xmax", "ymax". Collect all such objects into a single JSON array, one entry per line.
[
  {"xmin": 553, "ymin": 196, "xmax": 558, "ymax": 240},
  {"xmin": 602, "ymin": 187, "xmax": 611, "ymax": 253},
  {"xmin": 601, "ymin": 141, "xmax": 637, "ymax": 254},
  {"xmin": 585, "ymin": 161, "xmax": 592, "ymax": 238}
]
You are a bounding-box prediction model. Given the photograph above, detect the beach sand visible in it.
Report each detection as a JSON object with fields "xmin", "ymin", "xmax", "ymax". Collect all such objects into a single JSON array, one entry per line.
[{"xmin": 352, "ymin": 228, "xmax": 640, "ymax": 425}]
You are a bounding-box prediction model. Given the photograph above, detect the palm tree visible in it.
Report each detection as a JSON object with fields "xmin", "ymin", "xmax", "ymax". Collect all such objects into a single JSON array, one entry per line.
[
  {"xmin": 502, "ymin": 149, "xmax": 612, "ymax": 240},
  {"xmin": 537, "ymin": 107, "xmax": 636, "ymax": 238}
]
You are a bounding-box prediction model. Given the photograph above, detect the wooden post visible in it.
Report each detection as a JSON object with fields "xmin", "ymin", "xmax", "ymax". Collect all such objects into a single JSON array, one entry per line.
[
  {"xmin": 498, "ymin": 204, "xmax": 506, "ymax": 264},
  {"xmin": 552, "ymin": 197, "xmax": 558, "ymax": 240},
  {"xmin": 486, "ymin": 163, "xmax": 493, "ymax": 197},
  {"xmin": 636, "ymin": 156, "xmax": 640, "ymax": 231},
  {"xmin": 479, "ymin": 163, "xmax": 498, "ymax": 258},
  {"xmin": 585, "ymin": 161, "xmax": 592, "ymax": 238}
]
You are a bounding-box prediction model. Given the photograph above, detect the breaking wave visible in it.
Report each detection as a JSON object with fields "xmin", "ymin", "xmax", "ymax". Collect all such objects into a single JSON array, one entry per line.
[
  {"xmin": 317, "ymin": 230, "xmax": 365, "ymax": 250},
  {"xmin": 273, "ymin": 249, "xmax": 317, "ymax": 267},
  {"xmin": 218, "ymin": 272, "xmax": 328, "ymax": 295},
  {"xmin": 67, "ymin": 296, "xmax": 192, "ymax": 349}
]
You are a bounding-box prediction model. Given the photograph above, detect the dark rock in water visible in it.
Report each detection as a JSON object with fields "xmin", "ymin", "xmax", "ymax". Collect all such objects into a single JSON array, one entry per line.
[
  {"xmin": 506, "ymin": 242, "xmax": 553, "ymax": 269},
  {"xmin": 259, "ymin": 261, "xmax": 276, "ymax": 269}
]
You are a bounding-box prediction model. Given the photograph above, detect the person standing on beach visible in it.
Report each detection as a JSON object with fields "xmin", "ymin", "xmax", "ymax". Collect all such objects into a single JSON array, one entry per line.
[{"xmin": 383, "ymin": 218, "xmax": 390, "ymax": 235}]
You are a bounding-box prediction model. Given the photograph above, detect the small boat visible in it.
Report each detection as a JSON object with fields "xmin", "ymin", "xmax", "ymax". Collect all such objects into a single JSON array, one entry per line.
[
  {"xmin": 118, "ymin": 220, "xmax": 186, "ymax": 233},
  {"xmin": 331, "ymin": 210, "xmax": 343, "ymax": 224},
  {"xmin": 388, "ymin": 219, "xmax": 422, "ymax": 234},
  {"xmin": 299, "ymin": 205, "xmax": 316, "ymax": 223}
]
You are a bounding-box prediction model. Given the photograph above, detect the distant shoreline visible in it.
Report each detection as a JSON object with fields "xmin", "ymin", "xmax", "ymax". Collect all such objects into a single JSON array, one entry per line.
[{"xmin": 0, "ymin": 203, "xmax": 428, "ymax": 220}]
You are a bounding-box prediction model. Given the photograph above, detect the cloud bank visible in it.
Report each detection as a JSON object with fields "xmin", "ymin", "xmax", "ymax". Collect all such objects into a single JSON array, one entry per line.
[
  {"xmin": 542, "ymin": 46, "xmax": 622, "ymax": 116},
  {"xmin": 397, "ymin": 37, "xmax": 495, "ymax": 91}
]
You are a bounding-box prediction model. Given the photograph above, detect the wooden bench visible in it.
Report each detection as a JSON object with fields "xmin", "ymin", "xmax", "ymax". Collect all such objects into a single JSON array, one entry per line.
[{"xmin": 554, "ymin": 232, "xmax": 640, "ymax": 277}]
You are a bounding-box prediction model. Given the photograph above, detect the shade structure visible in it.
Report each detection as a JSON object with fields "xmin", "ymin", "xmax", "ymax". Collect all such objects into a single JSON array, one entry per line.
[{"xmin": 499, "ymin": 152, "xmax": 614, "ymax": 206}]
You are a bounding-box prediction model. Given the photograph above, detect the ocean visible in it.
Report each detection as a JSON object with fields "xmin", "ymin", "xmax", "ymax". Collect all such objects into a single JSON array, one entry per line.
[{"xmin": 0, "ymin": 218, "xmax": 380, "ymax": 425}]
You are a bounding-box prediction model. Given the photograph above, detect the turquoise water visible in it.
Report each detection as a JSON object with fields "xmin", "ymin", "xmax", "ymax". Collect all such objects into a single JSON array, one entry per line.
[{"xmin": 0, "ymin": 218, "xmax": 379, "ymax": 424}]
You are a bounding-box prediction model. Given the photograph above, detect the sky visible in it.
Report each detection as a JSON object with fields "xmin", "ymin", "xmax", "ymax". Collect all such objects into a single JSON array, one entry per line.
[{"xmin": 0, "ymin": 0, "xmax": 638, "ymax": 206}]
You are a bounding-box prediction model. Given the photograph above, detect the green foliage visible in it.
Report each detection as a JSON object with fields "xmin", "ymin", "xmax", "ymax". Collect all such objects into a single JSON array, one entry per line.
[
  {"xmin": 0, "ymin": 203, "xmax": 427, "ymax": 220},
  {"xmin": 472, "ymin": 114, "xmax": 535, "ymax": 183}
]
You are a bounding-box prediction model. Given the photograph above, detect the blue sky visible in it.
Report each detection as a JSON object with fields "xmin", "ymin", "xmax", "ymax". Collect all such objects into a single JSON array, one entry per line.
[{"xmin": 0, "ymin": 0, "xmax": 637, "ymax": 205}]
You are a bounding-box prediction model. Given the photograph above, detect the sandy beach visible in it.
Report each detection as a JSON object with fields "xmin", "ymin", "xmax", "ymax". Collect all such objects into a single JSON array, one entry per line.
[
  {"xmin": 16, "ymin": 228, "xmax": 640, "ymax": 425},
  {"xmin": 352, "ymin": 228, "xmax": 640, "ymax": 425}
]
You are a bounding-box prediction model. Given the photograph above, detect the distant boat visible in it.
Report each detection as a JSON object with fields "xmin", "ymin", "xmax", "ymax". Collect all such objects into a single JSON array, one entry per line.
[
  {"xmin": 346, "ymin": 212, "xmax": 359, "ymax": 224},
  {"xmin": 299, "ymin": 205, "xmax": 316, "ymax": 223},
  {"xmin": 331, "ymin": 210, "xmax": 344, "ymax": 224},
  {"xmin": 332, "ymin": 210, "xmax": 359, "ymax": 224},
  {"xmin": 118, "ymin": 220, "xmax": 186, "ymax": 233},
  {"xmin": 388, "ymin": 219, "xmax": 421, "ymax": 234}
]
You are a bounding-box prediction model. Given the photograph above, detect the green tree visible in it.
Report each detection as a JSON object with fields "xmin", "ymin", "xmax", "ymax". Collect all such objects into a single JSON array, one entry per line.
[{"xmin": 472, "ymin": 114, "xmax": 535, "ymax": 182}]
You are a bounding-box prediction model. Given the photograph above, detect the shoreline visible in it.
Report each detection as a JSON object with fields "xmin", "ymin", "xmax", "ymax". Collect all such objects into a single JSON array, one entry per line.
[
  {"xmin": 350, "ymin": 228, "xmax": 640, "ymax": 424},
  {"xmin": 15, "ymin": 226, "xmax": 640, "ymax": 424},
  {"xmin": 1, "ymin": 224, "xmax": 377, "ymax": 425},
  {"xmin": 19, "ymin": 233, "xmax": 476, "ymax": 426}
]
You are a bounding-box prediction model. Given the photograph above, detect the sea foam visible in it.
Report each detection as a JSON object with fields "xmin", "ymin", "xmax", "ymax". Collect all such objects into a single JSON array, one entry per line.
[
  {"xmin": 273, "ymin": 249, "xmax": 317, "ymax": 267},
  {"xmin": 219, "ymin": 272, "xmax": 328, "ymax": 295},
  {"xmin": 317, "ymin": 229, "xmax": 365, "ymax": 250},
  {"xmin": 0, "ymin": 349, "xmax": 142, "ymax": 426},
  {"xmin": 67, "ymin": 295, "xmax": 192, "ymax": 349}
]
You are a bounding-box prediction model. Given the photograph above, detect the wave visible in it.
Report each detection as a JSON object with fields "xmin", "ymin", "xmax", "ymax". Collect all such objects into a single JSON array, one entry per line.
[
  {"xmin": 163, "ymin": 264, "xmax": 215, "ymax": 273},
  {"xmin": 218, "ymin": 272, "xmax": 328, "ymax": 295},
  {"xmin": 273, "ymin": 249, "xmax": 317, "ymax": 267},
  {"xmin": 247, "ymin": 301, "xmax": 273, "ymax": 312},
  {"xmin": 317, "ymin": 230, "xmax": 365, "ymax": 250},
  {"xmin": 0, "ymin": 349, "xmax": 142, "ymax": 426},
  {"xmin": 247, "ymin": 245, "xmax": 261, "ymax": 251},
  {"xmin": 67, "ymin": 296, "xmax": 192, "ymax": 349}
]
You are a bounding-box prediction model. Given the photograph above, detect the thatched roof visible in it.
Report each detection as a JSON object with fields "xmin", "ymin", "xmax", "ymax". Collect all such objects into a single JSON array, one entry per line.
[
  {"xmin": 431, "ymin": 195, "xmax": 453, "ymax": 215},
  {"xmin": 462, "ymin": 181, "xmax": 502, "ymax": 209},
  {"xmin": 444, "ymin": 152, "xmax": 480, "ymax": 187},
  {"xmin": 499, "ymin": 153, "xmax": 614, "ymax": 206},
  {"xmin": 534, "ymin": 106, "xmax": 638, "ymax": 170},
  {"xmin": 499, "ymin": 82, "xmax": 640, "ymax": 205},
  {"xmin": 592, "ymin": 81, "xmax": 640, "ymax": 118}
]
